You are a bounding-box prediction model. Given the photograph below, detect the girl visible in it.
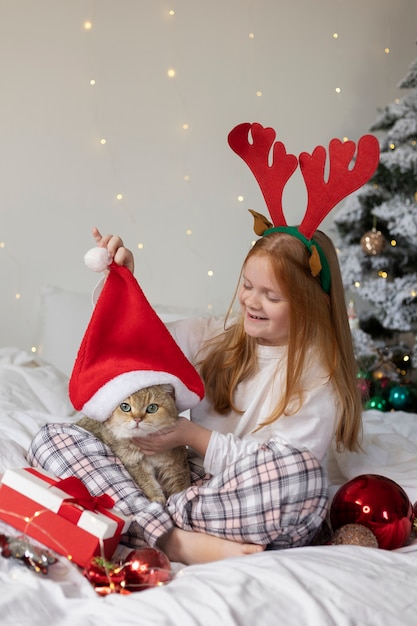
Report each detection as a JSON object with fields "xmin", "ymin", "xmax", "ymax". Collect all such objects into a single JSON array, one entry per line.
[{"xmin": 28, "ymin": 225, "xmax": 362, "ymax": 565}]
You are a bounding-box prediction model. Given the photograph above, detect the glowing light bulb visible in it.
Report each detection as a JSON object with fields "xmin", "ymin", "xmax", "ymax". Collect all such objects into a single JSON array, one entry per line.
[
  {"xmin": 333, "ymin": 32, "xmax": 338, "ymax": 39},
  {"xmin": 169, "ymin": 9, "xmax": 175, "ymax": 16},
  {"xmin": 186, "ymin": 229, "xmax": 192, "ymax": 235},
  {"xmin": 116, "ymin": 194, "xmax": 123, "ymax": 200},
  {"xmin": 389, "ymin": 143, "xmax": 395, "ymax": 150},
  {"xmin": 390, "ymin": 239, "xmax": 397, "ymax": 247},
  {"xmin": 354, "ymin": 281, "xmax": 361, "ymax": 288},
  {"xmin": 335, "ymin": 87, "xmax": 341, "ymax": 93},
  {"xmin": 0, "ymin": 242, "xmax": 5, "ymax": 248},
  {"xmin": 100, "ymin": 138, "xmax": 107, "ymax": 145},
  {"xmin": 385, "ymin": 47, "xmax": 390, "ymax": 54},
  {"xmin": 167, "ymin": 68, "xmax": 176, "ymax": 78},
  {"xmin": 84, "ymin": 21, "xmax": 92, "ymax": 30},
  {"xmin": 343, "ymin": 136, "xmax": 349, "ymax": 142},
  {"xmin": 184, "ymin": 175, "xmax": 190, "ymax": 181},
  {"xmin": 207, "ymin": 270, "xmax": 214, "ymax": 277},
  {"xmin": 238, "ymin": 195, "xmax": 244, "ymax": 202},
  {"xmin": 15, "ymin": 293, "xmax": 21, "ymax": 300},
  {"xmin": 31, "ymin": 346, "xmax": 37, "ymax": 353},
  {"xmin": 137, "ymin": 243, "xmax": 144, "ymax": 250},
  {"xmin": 249, "ymin": 32, "xmax": 255, "ymax": 39},
  {"xmin": 256, "ymin": 91, "xmax": 262, "ymax": 97},
  {"xmin": 90, "ymin": 79, "xmax": 96, "ymax": 86},
  {"xmin": 182, "ymin": 123, "xmax": 189, "ymax": 130}
]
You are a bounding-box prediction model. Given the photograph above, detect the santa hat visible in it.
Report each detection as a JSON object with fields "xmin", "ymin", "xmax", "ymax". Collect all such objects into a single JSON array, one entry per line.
[{"xmin": 69, "ymin": 260, "xmax": 204, "ymax": 421}]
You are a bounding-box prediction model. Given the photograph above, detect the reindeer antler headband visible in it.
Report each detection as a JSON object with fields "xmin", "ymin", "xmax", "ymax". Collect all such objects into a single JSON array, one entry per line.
[{"xmin": 228, "ymin": 122, "xmax": 380, "ymax": 293}]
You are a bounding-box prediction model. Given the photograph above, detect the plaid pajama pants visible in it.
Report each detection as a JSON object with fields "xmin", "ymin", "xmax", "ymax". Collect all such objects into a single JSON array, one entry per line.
[{"xmin": 27, "ymin": 423, "xmax": 328, "ymax": 550}]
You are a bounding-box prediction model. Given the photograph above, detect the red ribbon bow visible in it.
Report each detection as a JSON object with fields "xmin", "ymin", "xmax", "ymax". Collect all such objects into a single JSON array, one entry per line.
[{"xmin": 55, "ymin": 477, "xmax": 115, "ymax": 512}]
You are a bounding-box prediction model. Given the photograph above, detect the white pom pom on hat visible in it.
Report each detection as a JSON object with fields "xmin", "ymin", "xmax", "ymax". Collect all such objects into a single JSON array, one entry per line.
[
  {"xmin": 84, "ymin": 247, "xmax": 112, "ymax": 272},
  {"xmin": 69, "ymin": 261, "xmax": 205, "ymax": 421}
]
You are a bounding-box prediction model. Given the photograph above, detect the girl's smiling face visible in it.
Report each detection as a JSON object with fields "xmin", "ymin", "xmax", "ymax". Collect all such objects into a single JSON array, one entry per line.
[{"xmin": 238, "ymin": 254, "xmax": 290, "ymax": 346}]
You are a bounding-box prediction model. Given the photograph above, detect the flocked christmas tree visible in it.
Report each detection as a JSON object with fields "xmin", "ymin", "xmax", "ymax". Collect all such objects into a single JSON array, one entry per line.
[{"xmin": 333, "ymin": 47, "xmax": 417, "ymax": 412}]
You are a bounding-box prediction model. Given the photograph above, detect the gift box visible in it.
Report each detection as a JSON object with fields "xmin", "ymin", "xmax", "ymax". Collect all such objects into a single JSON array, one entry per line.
[{"xmin": 0, "ymin": 467, "xmax": 131, "ymax": 568}]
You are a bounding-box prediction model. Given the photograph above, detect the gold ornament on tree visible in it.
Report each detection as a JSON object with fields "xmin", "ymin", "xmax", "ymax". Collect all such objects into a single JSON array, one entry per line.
[{"xmin": 360, "ymin": 217, "xmax": 385, "ymax": 256}]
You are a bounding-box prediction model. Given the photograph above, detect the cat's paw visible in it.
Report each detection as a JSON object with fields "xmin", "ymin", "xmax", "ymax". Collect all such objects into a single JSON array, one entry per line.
[{"xmin": 149, "ymin": 494, "xmax": 166, "ymax": 505}]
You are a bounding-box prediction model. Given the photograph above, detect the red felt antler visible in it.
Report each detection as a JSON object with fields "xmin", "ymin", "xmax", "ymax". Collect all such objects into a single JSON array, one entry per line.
[
  {"xmin": 298, "ymin": 135, "xmax": 380, "ymax": 239},
  {"xmin": 228, "ymin": 122, "xmax": 298, "ymax": 227},
  {"xmin": 228, "ymin": 123, "xmax": 380, "ymax": 239}
]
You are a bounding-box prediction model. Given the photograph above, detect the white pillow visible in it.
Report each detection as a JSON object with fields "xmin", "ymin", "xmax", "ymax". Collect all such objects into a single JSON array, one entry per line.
[{"xmin": 37, "ymin": 285, "xmax": 93, "ymax": 377}]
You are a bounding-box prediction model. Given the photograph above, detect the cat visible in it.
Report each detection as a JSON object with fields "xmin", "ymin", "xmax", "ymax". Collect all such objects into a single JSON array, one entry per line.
[{"xmin": 77, "ymin": 384, "xmax": 191, "ymax": 504}]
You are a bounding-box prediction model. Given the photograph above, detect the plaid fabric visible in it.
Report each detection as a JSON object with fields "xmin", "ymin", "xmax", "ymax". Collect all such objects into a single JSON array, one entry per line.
[
  {"xmin": 27, "ymin": 423, "xmax": 173, "ymax": 548},
  {"xmin": 168, "ymin": 440, "xmax": 328, "ymax": 548},
  {"xmin": 27, "ymin": 424, "xmax": 327, "ymax": 549}
]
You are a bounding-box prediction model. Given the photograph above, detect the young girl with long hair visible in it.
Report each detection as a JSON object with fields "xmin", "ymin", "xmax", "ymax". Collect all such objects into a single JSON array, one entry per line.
[{"xmin": 28, "ymin": 123, "xmax": 378, "ymax": 565}]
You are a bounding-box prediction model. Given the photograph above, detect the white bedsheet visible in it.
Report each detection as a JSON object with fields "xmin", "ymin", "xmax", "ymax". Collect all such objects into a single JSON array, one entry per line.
[
  {"xmin": 0, "ymin": 347, "xmax": 416, "ymax": 626},
  {"xmin": 0, "ymin": 540, "xmax": 416, "ymax": 626}
]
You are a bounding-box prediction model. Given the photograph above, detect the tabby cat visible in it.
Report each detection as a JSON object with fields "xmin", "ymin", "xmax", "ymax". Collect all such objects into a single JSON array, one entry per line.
[{"xmin": 77, "ymin": 384, "xmax": 191, "ymax": 503}]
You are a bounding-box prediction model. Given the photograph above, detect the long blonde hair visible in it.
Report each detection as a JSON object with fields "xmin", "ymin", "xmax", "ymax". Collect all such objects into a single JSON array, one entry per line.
[{"xmin": 198, "ymin": 230, "xmax": 362, "ymax": 452}]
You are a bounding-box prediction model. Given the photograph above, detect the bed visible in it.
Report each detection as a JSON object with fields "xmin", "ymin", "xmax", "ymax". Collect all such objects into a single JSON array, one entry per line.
[{"xmin": 1, "ymin": 285, "xmax": 417, "ymax": 626}]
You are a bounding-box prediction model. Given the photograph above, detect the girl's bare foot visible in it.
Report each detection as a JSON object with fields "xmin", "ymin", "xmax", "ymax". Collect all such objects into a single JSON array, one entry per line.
[{"xmin": 157, "ymin": 528, "xmax": 265, "ymax": 565}]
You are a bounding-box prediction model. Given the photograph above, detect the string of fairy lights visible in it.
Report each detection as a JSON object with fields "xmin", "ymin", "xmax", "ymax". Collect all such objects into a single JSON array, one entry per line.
[{"xmin": 0, "ymin": 3, "xmax": 407, "ymax": 353}]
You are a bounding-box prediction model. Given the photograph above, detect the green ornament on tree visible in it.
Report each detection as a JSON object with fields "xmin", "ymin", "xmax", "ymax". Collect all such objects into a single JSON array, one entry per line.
[
  {"xmin": 388, "ymin": 385, "xmax": 411, "ymax": 410},
  {"xmin": 364, "ymin": 395, "xmax": 388, "ymax": 412}
]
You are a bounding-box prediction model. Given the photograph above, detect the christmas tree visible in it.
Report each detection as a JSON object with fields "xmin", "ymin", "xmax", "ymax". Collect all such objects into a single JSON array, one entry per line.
[{"xmin": 333, "ymin": 47, "xmax": 417, "ymax": 412}]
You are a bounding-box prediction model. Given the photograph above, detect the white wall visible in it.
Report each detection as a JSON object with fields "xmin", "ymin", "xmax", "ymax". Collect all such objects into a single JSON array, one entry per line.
[{"xmin": 1, "ymin": 0, "xmax": 416, "ymax": 351}]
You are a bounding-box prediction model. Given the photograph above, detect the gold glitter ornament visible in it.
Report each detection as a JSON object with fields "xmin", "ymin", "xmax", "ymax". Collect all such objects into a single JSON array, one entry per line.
[
  {"xmin": 332, "ymin": 523, "xmax": 379, "ymax": 548},
  {"xmin": 360, "ymin": 228, "xmax": 385, "ymax": 255}
]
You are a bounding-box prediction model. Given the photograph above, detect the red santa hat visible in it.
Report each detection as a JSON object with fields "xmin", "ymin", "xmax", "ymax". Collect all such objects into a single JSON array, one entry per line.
[{"xmin": 69, "ymin": 259, "xmax": 204, "ymax": 421}]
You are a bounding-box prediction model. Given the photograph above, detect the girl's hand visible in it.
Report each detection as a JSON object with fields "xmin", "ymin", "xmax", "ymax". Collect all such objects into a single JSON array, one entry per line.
[
  {"xmin": 133, "ymin": 417, "xmax": 212, "ymax": 457},
  {"xmin": 133, "ymin": 417, "xmax": 189, "ymax": 456},
  {"xmin": 92, "ymin": 227, "xmax": 135, "ymax": 273}
]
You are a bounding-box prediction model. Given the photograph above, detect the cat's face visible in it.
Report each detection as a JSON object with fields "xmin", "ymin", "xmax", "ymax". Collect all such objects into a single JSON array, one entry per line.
[{"xmin": 104, "ymin": 384, "xmax": 178, "ymax": 440}]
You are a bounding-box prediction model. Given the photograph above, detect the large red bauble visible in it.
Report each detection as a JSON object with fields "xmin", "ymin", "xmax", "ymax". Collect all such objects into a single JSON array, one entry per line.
[
  {"xmin": 330, "ymin": 474, "xmax": 414, "ymax": 550},
  {"xmin": 123, "ymin": 547, "xmax": 172, "ymax": 592}
]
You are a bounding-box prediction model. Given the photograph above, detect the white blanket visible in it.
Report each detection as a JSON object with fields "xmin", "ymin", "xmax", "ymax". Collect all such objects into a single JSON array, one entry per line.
[{"xmin": 0, "ymin": 347, "xmax": 416, "ymax": 626}]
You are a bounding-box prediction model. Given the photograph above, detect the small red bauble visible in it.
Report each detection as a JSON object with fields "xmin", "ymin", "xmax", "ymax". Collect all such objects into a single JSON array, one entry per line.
[
  {"xmin": 84, "ymin": 548, "xmax": 173, "ymax": 595},
  {"xmin": 84, "ymin": 557, "xmax": 127, "ymax": 595},
  {"xmin": 123, "ymin": 547, "xmax": 172, "ymax": 592},
  {"xmin": 330, "ymin": 474, "xmax": 414, "ymax": 550}
]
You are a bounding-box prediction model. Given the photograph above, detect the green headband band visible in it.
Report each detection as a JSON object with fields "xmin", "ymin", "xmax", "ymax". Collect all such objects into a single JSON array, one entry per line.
[{"xmin": 263, "ymin": 225, "xmax": 331, "ymax": 294}]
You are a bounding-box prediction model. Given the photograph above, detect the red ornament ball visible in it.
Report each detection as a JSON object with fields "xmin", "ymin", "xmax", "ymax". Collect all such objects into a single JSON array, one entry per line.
[
  {"xmin": 413, "ymin": 502, "xmax": 417, "ymax": 533},
  {"xmin": 84, "ymin": 557, "xmax": 127, "ymax": 595},
  {"xmin": 123, "ymin": 547, "xmax": 172, "ymax": 592},
  {"xmin": 330, "ymin": 474, "xmax": 414, "ymax": 550}
]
